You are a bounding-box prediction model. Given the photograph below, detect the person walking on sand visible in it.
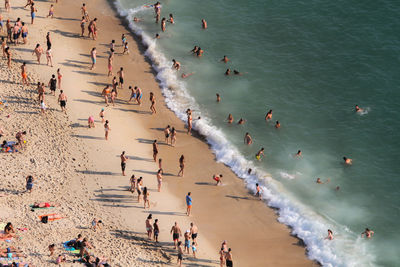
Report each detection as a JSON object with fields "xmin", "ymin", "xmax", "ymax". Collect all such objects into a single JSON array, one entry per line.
[
  {"xmin": 40, "ymin": 100, "xmax": 47, "ymax": 114},
  {"xmin": 47, "ymin": 4, "xmax": 54, "ymax": 18},
  {"xmin": 150, "ymin": 92, "xmax": 156, "ymax": 114},
  {"xmin": 90, "ymin": 47, "xmax": 96, "ymax": 70},
  {"xmin": 145, "ymin": 214, "xmax": 153, "ymax": 240},
  {"xmin": 37, "ymin": 82, "xmax": 45, "ymax": 102},
  {"xmin": 26, "ymin": 175, "xmax": 34, "ymax": 193},
  {"xmin": 143, "ymin": 187, "xmax": 150, "ymax": 209},
  {"xmin": 104, "ymin": 120, "xmax": 110, "ymax": 140},
  {"xmin": 117, "ymin": 67, "xmax": 124, "ymax": 89},
  {"xmin": 21, "ymin": 62, "xmax": 28, "ymax": 86},
  {"xmin": 190, "ymin": 223, "xmax": 198, "ymax": 246},
  {"xmin": 136, "ymin": 86, "xmax": 142, "ymax": 105},
  {"xmin": 102, "ymin": 85, "xmax": 110, "ymax": 106},
  {"xmin": 32, "ymin": 44, "xmax": 43, "ymax": 64},
  {"xmin": 120, "ymin": 151, "xmax": 128, "ymax": 176},
  {"xmin": 170, "ymin": 222, "xmax": 182, "ymax": 249},
  {"xmin": 57, "ymin": 68, "xmax": 62, "ymax": 89},
  {"xmin": 225, "ymin": 248, "xmax": 233, "ymax": 267},
  {"xmin": 152, "ymin": 140, "xmax": 158, "ymax": 162},
  {"xmin": 186, "ymin": 192, "xmax": 192, "ymax": 216},
  {"xmin": 130, "ymin": 174, "xmax": 136, "ymax": 193},
  {"xmin": 58, "ymin": 90, "xmax": 67, "ymax": 113},
  {"xmin": 46, "ymin": 48, "xmax": 53, "ymax": 67},
  {"xmin": 153, "ymin": 219, "xmax": 160, "ymax": 243},
  {"xmin": 156, "ymin": 169, "xmax": 162, "ymax": 192},
  {"xmin": 137, "ymin": 177, "xmax": 143, "ymax": 202},
  {"xmin": 177, "ymin": 241, "xmax": 183, "ymax": 266},
  {"xmin": 219, "ymin": 247, "xmax": 225, "ymax": 267},
  {"xmin": 159, "ymin": 158, "xmax": 163, "ymax": 170},
  {"xmin": 184, "ymin": 230, "xmax": 191, "ymax": 254},
  {"xmin": 255, "ymin": 183, "xmax": 262, "ymax": 200},
  {"xmin": 178, "ymin": 155, "xmax": 185, "ymax": 177}
]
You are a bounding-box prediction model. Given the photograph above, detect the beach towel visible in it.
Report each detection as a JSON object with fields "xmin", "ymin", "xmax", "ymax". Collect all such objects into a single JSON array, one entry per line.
[
  {"xmin": 63, "ymin": 241, "xmax": 84, "ymax": 254},
  {"xmin": 0, "ymin": 257, "xmax": 19, "ymax": 260},
  {"xmin": 0, "ymin": 142, "xmax": 18, "ymax": 153}
]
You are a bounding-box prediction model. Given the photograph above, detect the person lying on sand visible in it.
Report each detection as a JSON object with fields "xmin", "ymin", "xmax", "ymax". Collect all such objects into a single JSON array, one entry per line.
[
  {"xmin": 32, "ymin": 202, "xmax": 58, "ymax": 208},
  {"xmin": 0, "ymin": 250, "xmax": 27, "ymax": 258}
]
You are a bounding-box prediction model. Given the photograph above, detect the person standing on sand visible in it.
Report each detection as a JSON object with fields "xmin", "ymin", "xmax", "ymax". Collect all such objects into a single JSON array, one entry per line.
[
  {"xmin": 104, "ymin": 120, "xmax": 110, "ymax": 140},
  {"xmin": 58, "ymin": 90, "xmax": 67, "ymax": 113},
  {"xmin": 225, "ymin": 248, "xmax": 233, "ymax": 267},
  {"xmin": 37, "ymin": 82, "xmax": 44, "ymax": 102},
  {"xmin": 48, "ymin": 74, "xmax": 57, "ymax": 96},
  {"xmin": 145, "ymin": 214, "xmax": 153, "ymax": 240},
  {"xmin": 90, "ymin": 47, "xmax": 96, "ymax": 70},
  {"xmin": 57, "ymin": 68, "xmax": 62, "ymax": 89},
  {"xmin": 32, "ymin": 44, "xmax": 43, "ymax": 64},
  {"xmin": 30, "ymin": 3, "xmax": 37, "ymax": 24},
  {"xmin": 21, "ymin": 22, "xmax": 28, "ymax": 44},
  {"xmin": 107, "ymin": 53, "xmax": 113, "ymax": 76},
  {"xmin": 178, "ymin": 155, "xmax": 185, "ymax": 176},
  {"xmin": 117, "ymin": 67, "xmax": 124, "ymax": 89},
  {"xmin": 80, "ymin": 16, "xmax": 86, "ymax": 37},
  {"xmin": 177, "ymin": 241, "xmax": 184, "ymax": 266},
  {"xmin": 5, "ymin": 47, "xmax": 11, "ymax": 68},
  {"xmin": 20, "ymin": 62, "xmax": 28, "ymax": 86},
  {"xmin": 186, "ymin": 192, "xmax": 192, "ymax": 216},
  {"xmin": 213, "ymin": 174, "xmax": 223, "ymax": 186},
  {"xmin": 120, "ymin": 151, "xmax": 128, "ymax": 176},
  {"xmin": 164, "ymin": 125, "xmax": 170, "ymax": 144},
  {"xmin": 143, "ymin": 187, "xmax": 150, "ymax": 209},
  {"xmin": 150, "ymin": 92, "xmax": 156, "ymax": 114},
  {"xmin": 156, "ymin": 169, "xmax": 162, "ymax": 192},
  {"xmin": 136, "ymin": 86, "xmax": 142, "ymax": 105},
  {"xmin": 170, "ymin": 222, "xmax": 182, "ymax": 249},
  {"xmin": 184, "ymin": 230, "xmax": 191, "ymax": 254},
  {"xmin": 152, "ymin": 140, "xmax": 158, "ymax": 162},
  {"xmin": 219, "ymin": 247, "xmax": 225, "ymax": 267},
  {"xmin": 99, "ymin": 108, "xmax": 105, "ymax": 123},
  {"xmin": 171, "ymin": 127, "xmax": 177, "ymax": 146},
  {"xmin": 159, "ymin": 158, "xmax": 163, "ymax": 170},
  {"xmin": 26, "ymin": 175, "xmax": 34, "ymax": 193},
  {"xmin": 190, "ymin": 222, "xmax": 198, "ymax": 245},
  {"xmin": 40, "ymin": 100, "xmax": 47, "ymax": 114},
  {"xmin": 130, "ymin": 174, "xmax": 136, "ymax": 192},
  {"xmin": 137, "ymin": 177, "xmax": 143, "ymax": 202},
  {"xmin": 153, "ymin": 219, "xmax": 160, "ymax": 243},
  {"xmin": 1, "ymin": 37, "xmax": 7, "ymax": 58}
]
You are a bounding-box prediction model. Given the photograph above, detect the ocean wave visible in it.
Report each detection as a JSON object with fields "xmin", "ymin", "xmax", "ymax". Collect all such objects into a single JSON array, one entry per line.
[{"xmin": 113, "ymin": 1, "xmax": 376, "ymax": 266}]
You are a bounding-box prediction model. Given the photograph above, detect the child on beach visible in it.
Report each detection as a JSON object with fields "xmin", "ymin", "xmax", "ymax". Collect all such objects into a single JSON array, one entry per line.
[
  {"xmin": 123, "ymin": 42, "xmax": 129, "ymax": 55},
  {"xmin": 104, "ymin": 120, "xmax": 110, "ymax": 140},
  {"xmin": 88, "ymin": 116, "xmax": 95, "ymax": 128},
  {"xmin": 192, "ymin": 242, "xmax": 197, "ymax": 258},
  {"xmin": 40, "ymin": 100, "xmax": 46, "ymax": 114},
  {"xmin": 99, "ymin": 108, "xmax": 105, "ymax": 123},
  {"xmin": 47, "ymin": 4, "xmax": 54, "ymax": 18}
]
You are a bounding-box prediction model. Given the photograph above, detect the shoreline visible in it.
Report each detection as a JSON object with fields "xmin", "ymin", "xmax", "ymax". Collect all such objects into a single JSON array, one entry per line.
[{"xmin": 1, "ymin": 0, "xmax": 316, "ymax": 266}]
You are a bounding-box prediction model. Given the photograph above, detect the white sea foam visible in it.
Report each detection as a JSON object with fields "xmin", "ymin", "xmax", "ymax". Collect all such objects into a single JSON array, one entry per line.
[{"xmin": 113, "ymin": 1, "xmax": 376, "ymax": 266}]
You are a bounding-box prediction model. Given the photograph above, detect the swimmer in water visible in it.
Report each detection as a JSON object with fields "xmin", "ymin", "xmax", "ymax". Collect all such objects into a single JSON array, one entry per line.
[
  {"xmin": 265, "ymin": 110, "xmax": 272, "ymax": 120},
  {"xmin": 343, "ymin": 156, "xmax": 352, "ymax": 165},
  {"xmin": 133, "ymin": 17, "xmax": 142, "ymax": 22},
  {"xmin": 316, "ymin": 178, "xmax": 330, "ymax": 184},
  {"xmin": 361, "ymin": 228, "xmax": 374, "ymax": 238},
  {"xmin": 225, "ymin": 69, "xmax": 231, "ymax": 76},
  {"xmin": 155, "ymin": 33, "xmax": 160, "ymax": 39},
  {"xmin": 172, "ymin": 59, "xmax": 181, "ymax": 70},
  {"xmin": 181, "ymin": 72, "xmax": 194, "ymax": 79},
  {"xmin": 244, "ymin": 132, "xmax": 252, "ymax": 145},
  {"xmin": 221, "ymin": 55, "xmax": 230, "ymax": 63},
  {"xmin": 227, "ymin": 114, "xmax": 233, "ymax": 124},
  {"xmin": 238, "ymin": 118, "xmax": 245, "ymax": 125},
  {"xmin": 255, "ymin": 148, "xmax": 264, "ymax": 161},
  {"xmin": 335, "ymin": 186, "xmax": 340, "ymax": 191},
  {"xmin": 325, "ymin": 229, "xmax": 333, "ymax": 240},
  {"xmin": 201, "ymin": 19, "xmax": 207, "ymax": 29},
  {"xmin": 216, "ymin": 93, "xmax": 221, "ymax": 102},
  {"xmin": 275, "ymin": 121, "xmax": 281, "ymax": 128},
  {"xmin": 233, "ymin": 70, "xmax": 244, "ymax": 75},
  {"xmin": 190, "ymin": 46, "xmax": 199, "ymax": 54},
  {"xmin": 295, "ymin": 150, "xmax": 302, "ymax": 157},
  {"xmin": 355, "ymin": 105, "xmax": 363, "ymax": 113}
]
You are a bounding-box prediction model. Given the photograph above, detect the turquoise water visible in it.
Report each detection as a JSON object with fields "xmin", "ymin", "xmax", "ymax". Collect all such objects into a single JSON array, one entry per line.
[{"xmin": 115, "ymin": 0, "xmax": 400, "ymax": 265}]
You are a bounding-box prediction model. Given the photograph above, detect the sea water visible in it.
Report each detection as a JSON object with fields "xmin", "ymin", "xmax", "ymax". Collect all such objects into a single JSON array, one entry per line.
[{"xmin": 113, "ymin": 0, "xmax": 400, "ymax": 266}]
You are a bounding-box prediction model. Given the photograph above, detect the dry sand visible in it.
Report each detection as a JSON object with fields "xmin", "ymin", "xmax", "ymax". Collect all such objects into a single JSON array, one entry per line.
[{"xmin": 0, "ymin": 0, "xmax": 317, "ymax": 266}]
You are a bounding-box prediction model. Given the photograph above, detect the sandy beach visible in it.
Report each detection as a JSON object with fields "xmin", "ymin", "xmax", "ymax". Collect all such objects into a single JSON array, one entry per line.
[{"xmin": 0, "ymin": 0, "xmax": 317, "ymax": 266}]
